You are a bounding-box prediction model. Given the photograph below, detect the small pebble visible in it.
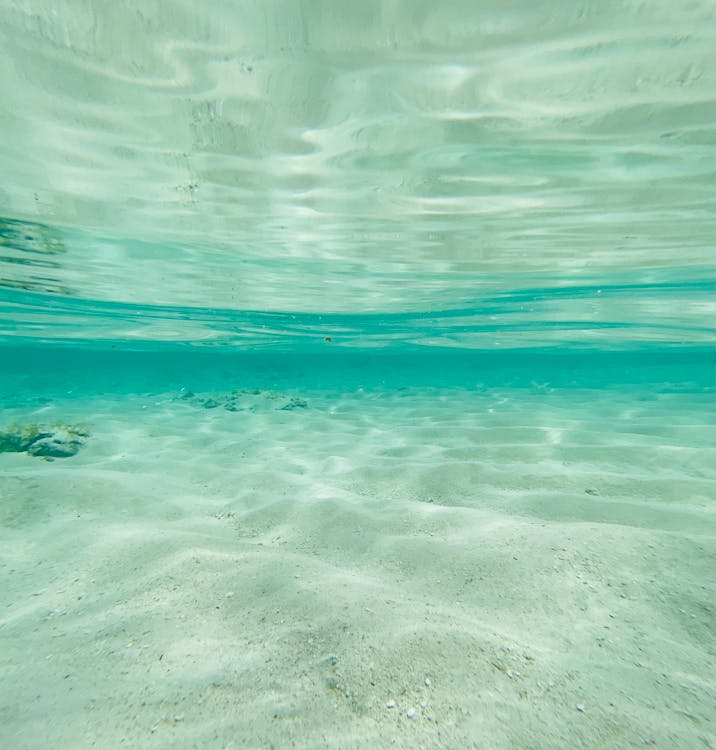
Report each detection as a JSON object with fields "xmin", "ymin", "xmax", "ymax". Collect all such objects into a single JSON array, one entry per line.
[
  {"xmin": 576, "ymin": 704, "xmax": 586, "ymax": 712},
  {"xmin": 386, "ymin": 701, "xmax": 396, "ymax": 709},
  {"xmin": 425, "ymin": 678, "xmax": 432, "ymax": 687},
  {"xmin": 406, "ymin": 708, "xmax": 416, "ymax": 719}
]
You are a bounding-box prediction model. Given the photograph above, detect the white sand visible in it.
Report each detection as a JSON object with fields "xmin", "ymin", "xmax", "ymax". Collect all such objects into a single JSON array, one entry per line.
[{"xmin": 1, "ymin": 384, "xmax": 714, "ymax": 749}]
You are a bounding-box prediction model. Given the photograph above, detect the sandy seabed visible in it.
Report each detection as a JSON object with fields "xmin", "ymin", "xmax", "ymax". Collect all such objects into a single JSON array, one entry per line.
[{"xmin": 1, "ymin": 383, "xmax": 714, "ymax": 750}]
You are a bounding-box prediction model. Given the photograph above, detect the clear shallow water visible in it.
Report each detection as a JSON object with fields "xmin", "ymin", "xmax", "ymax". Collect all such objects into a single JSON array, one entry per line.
[
  {"xmin": 0, "ymin": 3, "xmax": 715, "ymax": 750},
  {"xmin": 0, "ymin": 351, "xmax": 714, "ymax": 750}
]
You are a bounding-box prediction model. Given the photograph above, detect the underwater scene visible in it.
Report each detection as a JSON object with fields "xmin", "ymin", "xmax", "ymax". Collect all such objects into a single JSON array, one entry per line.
[{"xmin": 0, "ymin": 2, "xmax": 714, "ymax": 749}]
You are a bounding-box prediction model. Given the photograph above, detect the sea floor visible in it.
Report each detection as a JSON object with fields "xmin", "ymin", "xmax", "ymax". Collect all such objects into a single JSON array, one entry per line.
[{"xmin": 0, "ymin": 375, "xmax": 714, "ymax": 749}]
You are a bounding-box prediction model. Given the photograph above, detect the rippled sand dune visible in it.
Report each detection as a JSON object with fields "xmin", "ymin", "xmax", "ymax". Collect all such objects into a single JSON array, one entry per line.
[{"xmin": 1, "ymin": 384, "xmax": 713, "ymax": 749}]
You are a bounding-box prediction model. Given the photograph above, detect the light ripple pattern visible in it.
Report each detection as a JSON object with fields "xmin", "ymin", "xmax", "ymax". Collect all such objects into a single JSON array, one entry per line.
[{"xmin": 0, "ymin": 0, "xmax": 714, "ymax": 344}]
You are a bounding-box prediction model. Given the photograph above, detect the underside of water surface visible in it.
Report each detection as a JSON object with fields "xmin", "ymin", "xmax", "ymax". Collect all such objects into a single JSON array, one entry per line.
[{"xmin": 0, "ymin": 0, "xmax": 714, "ymax": 355}]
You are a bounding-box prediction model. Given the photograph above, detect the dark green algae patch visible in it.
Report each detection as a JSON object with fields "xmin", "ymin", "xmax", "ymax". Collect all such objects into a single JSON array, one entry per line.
[{"xmin": 0, "ymin": 424, "xmax": 89, "ymax": 459}]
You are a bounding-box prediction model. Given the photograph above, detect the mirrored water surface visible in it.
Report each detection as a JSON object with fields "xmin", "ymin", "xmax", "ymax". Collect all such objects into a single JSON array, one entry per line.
[{"xmin": 0, "ymin": 0, "xmax": 714, "ymax": 348}]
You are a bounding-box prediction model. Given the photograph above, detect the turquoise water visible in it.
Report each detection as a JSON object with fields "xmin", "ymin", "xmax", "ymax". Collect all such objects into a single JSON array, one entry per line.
[
  {"xmin": 1, "ymin": 214, "xmax": 713, "ymax": 351},
  {"xmin": 1, "ymin": 2, "xmax": 715, "ymax": 749}
]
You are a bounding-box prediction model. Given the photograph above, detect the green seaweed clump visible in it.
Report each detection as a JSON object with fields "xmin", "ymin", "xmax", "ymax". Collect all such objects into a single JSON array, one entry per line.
[{"xmin": 0, "ymin": 424, "xmax": 89, "ymax": 460}]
